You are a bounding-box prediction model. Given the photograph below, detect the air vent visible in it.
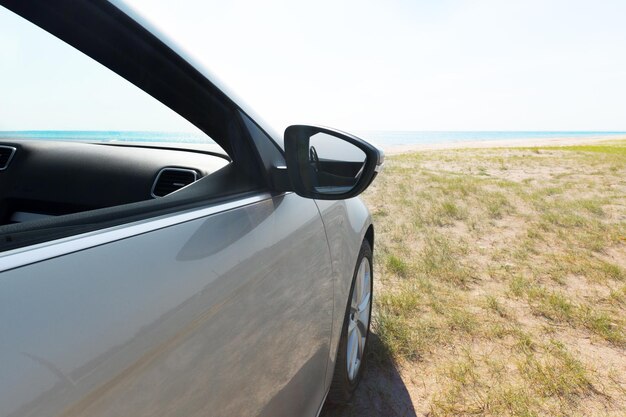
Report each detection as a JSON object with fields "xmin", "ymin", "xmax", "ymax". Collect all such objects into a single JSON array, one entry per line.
[
  {"xmin": 151, "ymin": 168, "xmax": 199, "ymax": 197},
  {"xmin": 0, "ymin": 146, "xmax": 17, "ymax": 170}
]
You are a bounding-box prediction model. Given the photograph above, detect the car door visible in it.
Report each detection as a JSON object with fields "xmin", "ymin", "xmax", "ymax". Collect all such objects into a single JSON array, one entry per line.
[{"xmin": 0, "ymin": 192, "xmax": 333, "ymax": 417}]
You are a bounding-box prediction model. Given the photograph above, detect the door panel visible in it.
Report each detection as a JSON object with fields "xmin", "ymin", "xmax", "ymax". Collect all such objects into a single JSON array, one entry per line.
[{"xmin": 0, "ymin": 194, "xmax": 332, "ymax": 417}]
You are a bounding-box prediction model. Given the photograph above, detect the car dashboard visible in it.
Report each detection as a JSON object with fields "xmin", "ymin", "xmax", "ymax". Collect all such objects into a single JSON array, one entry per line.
[{"xmin": 0, "ymin": 140, "xmax": 230, "ymax": 226}]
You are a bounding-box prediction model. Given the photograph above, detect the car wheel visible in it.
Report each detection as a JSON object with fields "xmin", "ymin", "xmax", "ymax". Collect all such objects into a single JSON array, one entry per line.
[{"xmin": 327, "ymin": 239, "xmax": 373, "ymax": 404}]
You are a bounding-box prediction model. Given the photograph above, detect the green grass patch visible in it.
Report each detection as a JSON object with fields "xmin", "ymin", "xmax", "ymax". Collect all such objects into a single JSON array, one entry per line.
[
  {"xmin": 518, "ymin": 140, "xmax": 626, "ymax": 156},
  {"xmin": 386, "ymin": 254, "xmax": 410, "ymax": 277},
  {"xmin": 485, "ymin": 295, "xmax": 509, "ymax": 318},
  {"xmin": 542, "ymin": 144, "xmax": 626, "ymax": 156},
  {"xmin": 418, "ymin": 233, "xmax": 473, "ymax": 286},
  {"xmin": 578, "ymin": 306, "xmax": 625, "ymax": 345},
  {"xmin": 518, "ymin": 340, "xmax": 593, "ymax": 399}
]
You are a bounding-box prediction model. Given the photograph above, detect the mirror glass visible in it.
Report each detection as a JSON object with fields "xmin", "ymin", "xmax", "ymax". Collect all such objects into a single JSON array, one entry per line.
[{"xmin": 308, "ymin": 132, "xmax": 367, "ymax": 194}]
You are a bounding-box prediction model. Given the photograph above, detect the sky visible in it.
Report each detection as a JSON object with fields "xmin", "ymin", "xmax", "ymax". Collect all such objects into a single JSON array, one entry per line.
[
  {"xmin": 122, "ymin": 0, "xmax": 626, "ymax": 132},
  {"xmin": 2, "ymin": 0, "xmax": 626, "ymax": 133}
]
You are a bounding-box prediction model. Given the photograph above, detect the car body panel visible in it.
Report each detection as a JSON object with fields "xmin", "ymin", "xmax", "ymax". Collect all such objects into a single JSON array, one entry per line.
[
  {"xmin": 0, "ymin": 193, "xmax": 337, "ymax": 417},
  {"xmin": 314, "ymin": 198, "xmax": 372, "ymax": 388}
]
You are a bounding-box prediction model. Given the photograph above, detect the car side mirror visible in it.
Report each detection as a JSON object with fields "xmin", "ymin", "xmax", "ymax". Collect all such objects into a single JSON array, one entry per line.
[{"xmin": 282, "ymin": 125, "xmax": 384, "ymax": 200}]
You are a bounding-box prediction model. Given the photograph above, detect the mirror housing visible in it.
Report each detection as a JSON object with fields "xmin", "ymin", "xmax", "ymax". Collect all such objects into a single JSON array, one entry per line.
[{"xmin": 282, "ymin": 125, "xmax": 383, "ymax": 200}]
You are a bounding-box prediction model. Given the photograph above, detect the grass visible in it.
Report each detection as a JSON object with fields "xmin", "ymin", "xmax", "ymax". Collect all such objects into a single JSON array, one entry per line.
[
  {"xmin": 430, "ymin": 340, "xmax": 594, "ymax": 416},
  {"xmin": 538, "ymin": 143, "xmax": 626, "ymax": 156},
  {"xmin": 484, "ymin": 295, "xmax": 509, "ymax": 318},
  {"xmin": 355, "ymin": 140, "xmax": 626, "ymax": 416},
  {"xmin": 386, "ymin": 254, "xmax": 410, "ymax": 277}
]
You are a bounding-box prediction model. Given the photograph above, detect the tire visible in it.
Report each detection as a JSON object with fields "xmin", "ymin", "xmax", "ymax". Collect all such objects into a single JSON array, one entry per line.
[{"xmin": 327, "ymin": 239, "xmax": 373, "ymax": 404}]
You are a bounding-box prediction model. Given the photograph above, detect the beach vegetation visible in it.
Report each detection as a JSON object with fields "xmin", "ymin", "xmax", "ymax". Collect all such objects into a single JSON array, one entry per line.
[{"xmin": 357, "ymin": 140, "xmax": 626, "ymax": 415}]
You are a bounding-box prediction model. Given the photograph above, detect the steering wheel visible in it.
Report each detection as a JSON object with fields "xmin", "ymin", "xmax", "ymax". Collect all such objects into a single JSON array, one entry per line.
[{"xmin": 309, "ymin": 145, "xmax": 320, "ymax": 172}]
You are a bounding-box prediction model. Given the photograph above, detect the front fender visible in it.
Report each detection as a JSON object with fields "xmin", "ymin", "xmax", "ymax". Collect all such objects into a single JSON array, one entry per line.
[{"xmin": 314, "ymin": 197, "xmax": 372, "ymax": 390}]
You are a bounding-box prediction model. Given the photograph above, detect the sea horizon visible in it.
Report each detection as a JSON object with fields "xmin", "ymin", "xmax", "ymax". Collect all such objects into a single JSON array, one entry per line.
[{"xmin": 1, "ymin": 130, "xmax": 625, "ymax": 147}]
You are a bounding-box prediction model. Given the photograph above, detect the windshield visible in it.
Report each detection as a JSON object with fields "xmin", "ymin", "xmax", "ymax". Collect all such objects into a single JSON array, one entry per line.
[{"xmin": 0, "ymin": 5, "xmax": 218, "ymax": 146}]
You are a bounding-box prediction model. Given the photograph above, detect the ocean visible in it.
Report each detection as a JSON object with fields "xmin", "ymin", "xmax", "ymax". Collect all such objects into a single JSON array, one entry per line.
[
  {"xmin": 1, "ymin": 130, "xmax": 625, "ymax": 148},
  {"xmin": 0, "ymin": 130, "xmax": 211, "ymax": 143}
]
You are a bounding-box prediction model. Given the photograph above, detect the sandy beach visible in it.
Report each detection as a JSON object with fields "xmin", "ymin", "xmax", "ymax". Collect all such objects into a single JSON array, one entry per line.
[{"xmin": 383, "ymin": 135, "xmax": 626, "ymax": 154}]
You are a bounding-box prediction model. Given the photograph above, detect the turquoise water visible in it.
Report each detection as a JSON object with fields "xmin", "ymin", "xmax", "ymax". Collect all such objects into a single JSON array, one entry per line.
[
  {"xmin": 0, "ymin": 130, "xmax": 213, "ymax": 143},
  {"xmin": 1, "ymin": 130, "xmax": 625, "ymax": 147}
]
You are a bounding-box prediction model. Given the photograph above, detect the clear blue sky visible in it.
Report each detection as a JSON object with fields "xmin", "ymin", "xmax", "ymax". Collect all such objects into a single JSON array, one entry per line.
[{"xmin": 2, "ymin": 1, "xmax": 626, "ymax": 133}]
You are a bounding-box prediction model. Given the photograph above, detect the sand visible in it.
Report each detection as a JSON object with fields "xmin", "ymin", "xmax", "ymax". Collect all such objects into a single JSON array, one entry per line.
[{"xmin": 383, "ymin": 135, "xmax": 626, "ymax": 155}]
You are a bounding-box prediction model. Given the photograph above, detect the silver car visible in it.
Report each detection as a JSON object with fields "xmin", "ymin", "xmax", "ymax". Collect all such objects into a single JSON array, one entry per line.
[{"xmin": 0, "ymin": 1, "xmax": 383, "ymax": 417}]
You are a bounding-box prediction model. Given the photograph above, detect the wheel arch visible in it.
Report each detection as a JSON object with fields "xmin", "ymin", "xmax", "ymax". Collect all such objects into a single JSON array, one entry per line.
[{"xmin": 364, "ymin": 224, "xmax": 374, "ymax": 250}]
